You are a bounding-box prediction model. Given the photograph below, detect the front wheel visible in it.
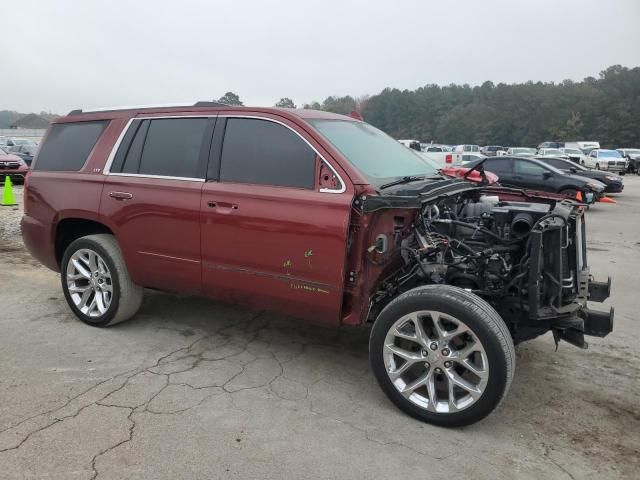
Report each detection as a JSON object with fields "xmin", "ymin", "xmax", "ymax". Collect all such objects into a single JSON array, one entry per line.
[
  {"xmin": 61, "ymin": 234, "xmax": 143, "ymax": 327},
  {"xmin": 370, "ymin": 285, "xmax": 515, "ymax": 427}
]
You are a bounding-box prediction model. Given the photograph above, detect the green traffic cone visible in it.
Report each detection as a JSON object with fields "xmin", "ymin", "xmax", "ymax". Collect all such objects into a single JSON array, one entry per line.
[{"xmin": 1, "ymin": 175, "xmax": 17, "ymax": 206}]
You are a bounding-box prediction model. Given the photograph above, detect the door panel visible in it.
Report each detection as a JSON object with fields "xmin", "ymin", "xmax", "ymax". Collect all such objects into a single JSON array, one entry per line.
[
  {"xmin": 100, "ymin": 177, "xmax": 204, "ymax": 294},
  {"xmin": 200, "ymin": 182, "xmax": 352, "ymax": 325}
]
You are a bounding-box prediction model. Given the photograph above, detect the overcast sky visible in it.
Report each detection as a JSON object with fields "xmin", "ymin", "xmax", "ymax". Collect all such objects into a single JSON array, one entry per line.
[{"xmin": 2, "ymin": 0, "xmax": 639, "ymax": 114}]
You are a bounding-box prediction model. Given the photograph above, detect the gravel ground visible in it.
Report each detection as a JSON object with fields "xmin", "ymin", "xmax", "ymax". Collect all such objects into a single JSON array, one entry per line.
[{"xmin": 0, "ymin": 181, "xmax": 639, "ymax": 479}]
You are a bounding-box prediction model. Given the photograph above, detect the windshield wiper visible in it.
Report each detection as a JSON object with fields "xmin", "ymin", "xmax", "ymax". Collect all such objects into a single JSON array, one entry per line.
[{"xmin": 379, "ymin": 175, "xmax": 427, "ymax": 189}]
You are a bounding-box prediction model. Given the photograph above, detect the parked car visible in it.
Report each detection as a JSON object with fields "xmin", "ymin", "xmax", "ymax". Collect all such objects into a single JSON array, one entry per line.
[
  {"xmin": 617, "ymin": 148, "xmax": 640, "ymax": 174},
  {"xmin": 505, "ymin": 147, "xmax": 536, "ymax": 156},
  {"xmin": 21, "ymin": 103, "xmax": 613, "ymax": 427},
  {"xmin": 537, "ymin": 141, "xmax": 563, "ymax": 149},
  {"xmin": 537, "ymin": 148, "xmax": 569, "ymax": 159},
  {"xmin": 398, "ymin": 139, "xmax": 422, "ymax": 151},
  {"xmin": 564, "ymin": 141, "xmax": 600, "ymax": 153},
  {"xmin": 423, "ymin": 145, "xmax": 445, "ymax": 152},
  {"xmin": 559, "ymin": 147, "xmax": 587, "ymax": 165},
  {"xmin": 453, "ymin": 144, "xmax": 481, "ymax": 153},
  {"xmin": 8, "ymin": 145, "xmax": 38, "ymax": 167},
  {"xmin": 480, "ymin": 145, "xmax": 504, "ymax": 157},
  {"xmin": 460, "ymin": 153, "xmax": 486, "ymax": 163},
  {"xmin": 4, "ymin": 138, "xmax": 38, "ymax": 149},
  {"xmin": 0, "ymin": 147, "xmax": 29, "ymax": 182},
  {"xmin": 536, "ymin": 156, "xmax": 623, "ymax": 193},
  {"xmin": 584, "ymin": 149, "xmax": 627, "ymax": 173},
  {"xmin": 467, "ymin": 156, "xmax": 606, "ymax": 203},
  {"xmin": 421, "ymin": 143, "xmax": 453, "ymax": 152}
]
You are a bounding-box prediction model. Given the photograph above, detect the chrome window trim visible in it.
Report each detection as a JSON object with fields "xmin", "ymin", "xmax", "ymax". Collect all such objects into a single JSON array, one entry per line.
[{"xmin": 103, "ymin": 114, "xmax": 347, "ymax": 193}]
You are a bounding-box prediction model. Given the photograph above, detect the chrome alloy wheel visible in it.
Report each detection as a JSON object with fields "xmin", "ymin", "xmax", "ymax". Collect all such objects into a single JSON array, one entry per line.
[
  {"xmin": 383, "ymin": 310, "xmax": 489, "ymax": 413},
  {"xmin": 66, "ymin": 249, "xmax": 113, "ymax": 318}
]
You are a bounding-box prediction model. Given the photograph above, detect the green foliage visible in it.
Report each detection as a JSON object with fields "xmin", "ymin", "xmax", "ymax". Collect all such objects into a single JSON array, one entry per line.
[
  {"xmin": 274, "ymin": 97, "xmax": 296, "ymax": 109},
  {"xmin": 307, "ymin": 65, "xmax": 640, "ymax": 147},
  {"xmin": 217, "ymin": 92, "xmax": 243, "ymax": 106}
]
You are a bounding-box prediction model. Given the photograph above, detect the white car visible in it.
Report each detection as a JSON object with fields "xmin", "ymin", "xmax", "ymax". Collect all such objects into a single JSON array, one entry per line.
[
  {"xmin": 537, "ymin": 148, "xmax": 569, "ymax": 159},
  {"xmin": 453, "ymin": 144, "xmax": 481, "ymax": 153},
  {"xmin": 584, "ymin": 149, "xmax": 626, "ymax": 173},
  {"xmin": 559, "ymin": 147, "xmax": 588, "ymax": 165},
  {"xmin": 505, "ymin": 147, "xmax": 536, "ymax": 156}
]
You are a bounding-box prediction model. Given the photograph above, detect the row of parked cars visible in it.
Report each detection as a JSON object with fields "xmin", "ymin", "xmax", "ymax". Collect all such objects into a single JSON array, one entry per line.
[
  {"xmin": 400, "ymin": 141, "xmax": 627, "ymax": 205},
  {"xmin": 0, "ymin": 137, "xmax": 40, "ymax": 182},
  {"xmin": 401, "ymin": 139, "xmax": 640, "ymax": 175}
]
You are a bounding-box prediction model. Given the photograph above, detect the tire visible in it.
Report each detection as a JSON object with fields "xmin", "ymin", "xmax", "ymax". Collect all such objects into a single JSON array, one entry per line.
[
  {"xmin": 61, "ymin": 234, "xmax": 143, "ymax": 327},
  {"xmin": 595, "ymin": 163, "xmax": 600, "ymax": 170},
  {"xmin": 370, "ymin": 285, "xmax": 515, "ymax": 427}
]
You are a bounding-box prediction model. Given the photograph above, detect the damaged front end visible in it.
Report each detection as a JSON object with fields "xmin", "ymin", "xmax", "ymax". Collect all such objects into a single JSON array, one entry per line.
[{"xmin": 355, "ymin": 180, "xmax": 613, "ymax": 349}]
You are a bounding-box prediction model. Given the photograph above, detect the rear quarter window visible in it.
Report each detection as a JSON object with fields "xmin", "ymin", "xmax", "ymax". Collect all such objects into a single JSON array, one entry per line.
[{"xmin": 34, "ymin": 121, "xmax": 108, "ymax": 171}]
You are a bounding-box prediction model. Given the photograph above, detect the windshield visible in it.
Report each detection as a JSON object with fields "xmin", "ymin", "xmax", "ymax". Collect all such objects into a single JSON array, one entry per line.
[
  {"xmin": 0, "ymin": 147, "xmax": 6, "ymax": 155},
  {"xmin": 599, "ymin": 150, "xmax": 622, "ymax": 158},
  {"xmin": 623, "ymin": 149, "xmax": 640, "ymax": 154},
  {"xmin": 309, "ymin": 120, "xmax": 437, "ymax": 183},
  {"xmin": 543, "ymin": 148, "xmax": 562, "ymax": 155}
]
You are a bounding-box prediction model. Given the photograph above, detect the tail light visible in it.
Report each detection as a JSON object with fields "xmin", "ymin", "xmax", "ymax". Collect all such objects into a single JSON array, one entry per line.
[{"xmin": 445, "ymin": 154, "xmax": 453, "ymax": 164}]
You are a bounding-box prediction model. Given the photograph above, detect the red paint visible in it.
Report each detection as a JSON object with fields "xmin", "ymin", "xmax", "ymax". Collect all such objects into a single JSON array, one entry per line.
[
  {"xmin": 440, "ymin": 166, "xmax": 499, "ymax": 184},
  {"xmin": 0, "ymin": 152, "xmax": 29, "ymax": 180},
  {"xmin": 21, "ymin": 105, "xmax": 564, "ymax": 327}
]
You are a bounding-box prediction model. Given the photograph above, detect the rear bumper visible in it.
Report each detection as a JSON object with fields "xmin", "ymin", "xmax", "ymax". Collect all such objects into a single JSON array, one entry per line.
[{"xmin": 20, "ymin": 214, "xmax": 59, "ymax": 271}]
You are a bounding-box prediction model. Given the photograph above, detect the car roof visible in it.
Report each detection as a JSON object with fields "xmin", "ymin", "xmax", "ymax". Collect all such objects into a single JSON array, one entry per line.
[{"xmin": 56, "ymin": 103, "xmax": 357, "ymax": 124}]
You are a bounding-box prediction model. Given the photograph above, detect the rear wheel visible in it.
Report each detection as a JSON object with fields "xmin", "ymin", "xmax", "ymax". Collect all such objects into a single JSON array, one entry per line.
[
  {"xmin": 61, "ymin": 234, "xmax": 143, "ymax": 327},
  {"xmin": 370, "ymin": 285, "xmax": 514, "ymax": 427}
]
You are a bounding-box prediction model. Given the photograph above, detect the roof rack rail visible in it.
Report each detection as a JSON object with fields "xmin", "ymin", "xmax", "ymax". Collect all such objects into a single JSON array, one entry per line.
[
  {"xmin": 67, "ymin": 101, "xmax": 232, "ymax": 116},
  {"xmin": 193, "ymin": 101, "xmax": 227, "ymax": 107}
]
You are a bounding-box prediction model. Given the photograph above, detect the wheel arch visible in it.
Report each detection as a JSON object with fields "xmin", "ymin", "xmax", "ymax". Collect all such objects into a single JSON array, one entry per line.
[{"xmin": 54, "ymin": 217, "xmax": 114, "ymax": 267}]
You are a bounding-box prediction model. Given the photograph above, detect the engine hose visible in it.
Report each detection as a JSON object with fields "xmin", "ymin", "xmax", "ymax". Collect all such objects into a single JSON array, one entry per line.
[{"xmin": 431, "ymin": 219, "xmax": 519, "ymax": 245}]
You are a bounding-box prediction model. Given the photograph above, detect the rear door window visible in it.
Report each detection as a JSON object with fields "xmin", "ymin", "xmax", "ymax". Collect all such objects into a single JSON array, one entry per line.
[
  {"xmin": 219, "ymin": 118, "xmax": 316, "ymax": 189},
  {"xmin": 35, "ymin": 121, "xmax": 108, "ymax": 171},
  {"xmin": 514, "ymin": 159, "xmax": 546, "ymax": 176},
  {"xmin": 484, "ymin": 158, "xmax": 512, "ymax": 174},
  {"xmin": 115, "ymin": 118, "xmax": 210, "ymax": 178}
]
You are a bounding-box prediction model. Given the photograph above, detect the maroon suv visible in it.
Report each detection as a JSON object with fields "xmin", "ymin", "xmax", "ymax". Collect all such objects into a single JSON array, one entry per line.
[{"xmin": 21, "ymin": 103, "xmax": 613, "ymax": 426}]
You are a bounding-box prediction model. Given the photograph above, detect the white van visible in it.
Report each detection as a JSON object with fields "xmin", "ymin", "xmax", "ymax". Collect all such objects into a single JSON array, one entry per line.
[
  {"xmin": 564, "ymin": 141, "xmax": 600, "ymax": 153},
  {"xmin": 453, "ymin": 144, "xmax": 481, "ymax": 153}
]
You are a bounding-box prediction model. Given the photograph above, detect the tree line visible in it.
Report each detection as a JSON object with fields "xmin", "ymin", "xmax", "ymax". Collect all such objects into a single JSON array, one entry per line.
[{"xmin": 219, "ymin": 65, "xmax": 640, "ymax": 148}]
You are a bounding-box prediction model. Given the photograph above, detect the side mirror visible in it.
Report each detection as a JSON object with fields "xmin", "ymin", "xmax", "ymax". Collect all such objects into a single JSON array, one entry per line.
[{"xmin": 543, "ymin": 171, "xmax": 552, "ymax": 179}]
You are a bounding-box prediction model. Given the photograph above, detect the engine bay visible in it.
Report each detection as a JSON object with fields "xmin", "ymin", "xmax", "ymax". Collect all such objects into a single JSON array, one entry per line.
[{"xmin": 372, "ymin": 191, "xmax": 588, "ymax": 343}]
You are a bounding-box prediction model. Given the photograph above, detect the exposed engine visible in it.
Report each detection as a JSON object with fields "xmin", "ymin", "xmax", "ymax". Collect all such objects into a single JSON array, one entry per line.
[{"xmin": 372, "ymin": 192, "xmax": 587, "ymax": 342}]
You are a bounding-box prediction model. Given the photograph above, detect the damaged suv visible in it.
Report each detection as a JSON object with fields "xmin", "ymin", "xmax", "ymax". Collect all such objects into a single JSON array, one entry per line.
[{"xmin": 21, "ymin": 104, "xmax": 613, "ymax": 426}]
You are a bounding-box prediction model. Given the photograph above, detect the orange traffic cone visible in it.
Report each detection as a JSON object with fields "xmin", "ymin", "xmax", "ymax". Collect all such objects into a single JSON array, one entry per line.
[
  {"xmin": 599, "ymin": 196, "xmax": 617, "ymax": 204},
  {"xmin": 575, "ymin": 191, "xmax": 583, "ymax": 202}
]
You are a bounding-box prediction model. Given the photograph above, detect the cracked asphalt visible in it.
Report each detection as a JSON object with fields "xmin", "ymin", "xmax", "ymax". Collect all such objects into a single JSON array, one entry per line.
[{"xmin": 1, "ymin": 180, "xmax": 639, "ymax": 479}]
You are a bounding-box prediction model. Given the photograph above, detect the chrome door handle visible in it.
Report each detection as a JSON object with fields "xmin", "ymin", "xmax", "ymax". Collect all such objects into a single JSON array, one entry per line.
[
  {"xmin": 207, "ymin": 200, "xmax": 238, "ymax": 212},
  {"xmin": 109, "ymin": 191, "xmax": 133, "ymax": 200}
]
